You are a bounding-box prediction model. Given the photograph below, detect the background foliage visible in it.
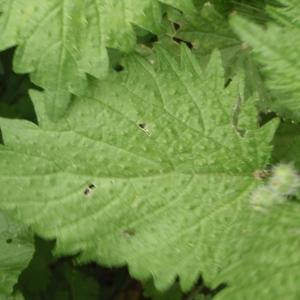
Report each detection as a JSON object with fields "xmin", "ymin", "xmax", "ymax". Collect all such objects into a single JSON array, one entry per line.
[{"xmin": 0, "ymin": 0, "xmax": 299, "ymax": 299}]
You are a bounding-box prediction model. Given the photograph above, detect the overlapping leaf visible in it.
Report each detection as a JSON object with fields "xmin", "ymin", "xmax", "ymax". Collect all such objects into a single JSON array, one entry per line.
[
  {"xmin": 167, "ymin": 2, "xmax": 268, "ymax": 101},
  {"xmin": 168, "ymin": 3, "xmax": 240, "ymax": 57},
  {"xmin": 0, "ymin": 46, "xmax": 277, "ymax": 290},
  {"xmin": 214, "ymin": 203, "xmax": 300, "ymax": 300},
  {"xmin": 0, "ymin": 0, "xmax": 196, "ymax": 119},
  {"xmin": 272, "ymin": 122, "xmax": 300, "ymax": 167},
  {"xmin": 231, "ymin": 1, "xmax": 300, "ymax": 121},
  {"xmin": 0, "ymin": 211, "xmax": 34, "ymax": 298}
]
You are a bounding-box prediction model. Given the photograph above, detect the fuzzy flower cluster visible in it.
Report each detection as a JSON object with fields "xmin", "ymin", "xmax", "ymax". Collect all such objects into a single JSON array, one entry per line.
[{"xmin": 251, "ymin": 163, "xmax": 300, "ymax": 211}]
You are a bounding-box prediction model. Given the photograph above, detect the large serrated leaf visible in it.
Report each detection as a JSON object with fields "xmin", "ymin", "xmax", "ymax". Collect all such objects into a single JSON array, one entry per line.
[
  {"xmin": 0, "ymin": 0, "xmax": 196, "ymax": 119},
  {"xmin": 0, "ymin": 46, "xmax": 278, "ymax": 290}
]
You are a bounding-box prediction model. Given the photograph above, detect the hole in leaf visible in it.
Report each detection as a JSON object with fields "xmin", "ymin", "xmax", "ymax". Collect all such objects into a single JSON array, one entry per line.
[
  {"xmin": 138, "ymin": 123, "xmax": 146, "ymax": 129},
  {"xmin": 137, "ymin": 123, "xmax": 151, "ymax": 136},
  {"xmin": 114, "ymin": 64, "xmax": 124, "ymax": 72},
  {"xmin": 136, "ymin": 31, "xmax": 158, "ymax": 47},
  {"xmin": 173, "ymin": 22, "xmax": 181, "ymax": 30},
  {"xmin": 172, "ymin": 37, "xmax": 193, "ymax": 49},
  {"xmin": 84, "ymin": 183, "xmax": 96, "ymax": 196}
]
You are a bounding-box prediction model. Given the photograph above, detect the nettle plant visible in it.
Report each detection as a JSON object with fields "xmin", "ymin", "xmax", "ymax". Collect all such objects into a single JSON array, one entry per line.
[{"xmin": 0, "ymin": 1, "xmax": 300, "ymax": 300}]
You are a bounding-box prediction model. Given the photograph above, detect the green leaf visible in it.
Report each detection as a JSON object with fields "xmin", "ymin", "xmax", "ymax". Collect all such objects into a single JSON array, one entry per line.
[
  {"xmin": 169, "ymin": 3, "xmax": 240, "ymax": 56},
  {"xmin": 167, "ymin": 3, "xmax": 268, "ymax": 101},
  {"xmin": 0, "ymin": 0, "xmax": 192, "ymax": 119},
  {"xmin": 0, "ymin": 211, "xmax": 34, "ymax": 298},
  {"xmin": 18, "ymin": 238, "xmax": 55, "ymax": 298},
  {"xmin": 63, "ymin": 263, "xmax": 101, "ymax": 300},
  {"xmin": 192, "ymin": 296, "xmax": 211, "ymax": 300},
  {"xmin": 161, "ymin": 0, "xmax": 196, "ymax": 15},
  {"xmin": 214, "ymin": 204, "xmax": 300, "ymax": 300},
  {"xmin": 0, "ymin": 46, "xmax": 278, "ymax": 291},
  {"xmin": 6, "ymin": 292, "xmax": 25, "ymax": 300},
  {"xmin": 143, "ymin": 280, "xmax": 182, "ymax": 300},
  {"xmin": 272, "ymin": 122, "xmax": 300, "ymax": 167},
  {"xmin": 230, "ymin": 3, "xmax": 300, "ymax": 121}
]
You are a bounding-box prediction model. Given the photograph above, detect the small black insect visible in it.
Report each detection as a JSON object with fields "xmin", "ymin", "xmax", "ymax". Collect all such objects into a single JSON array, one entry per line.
[{"xmin": 84, "ymin": 183, "xmax": 96, "ymax": 196}]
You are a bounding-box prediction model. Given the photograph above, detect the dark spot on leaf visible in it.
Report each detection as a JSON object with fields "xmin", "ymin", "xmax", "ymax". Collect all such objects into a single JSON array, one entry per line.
[
  {"xmin": 6, "ymin": 238, "xmax": 12, "ymax": 244},
  {"xmin": 136, "ymin": 32, "xmax": 158, "ymax": 47},
  {"xmin": 224, "ymin": 78, "xmax": 232, "ymax": 88},
  {"xmin": 123, "ymin": 229, "xmax": 135, "ymax": 238}
]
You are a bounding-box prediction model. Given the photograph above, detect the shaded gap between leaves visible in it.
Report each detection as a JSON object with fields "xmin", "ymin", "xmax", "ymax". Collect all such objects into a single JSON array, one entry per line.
[
  {"xmin": 183, "ymin": 276, "xmax": 227, "ymax": 300},
  {"xmin": 259, "ymin": 111, "xmax": 278, "ymax": 127},
  {"xmin": 15, "ymin": 236, "xmax": 145, "ymax": 300},
  {"xmin": 15, "ymin": 236, "xmax": 227, "ymax": 300},
  {"xmin": 0, "ymin": 47, "xmax": 38, "ymax": 123}
]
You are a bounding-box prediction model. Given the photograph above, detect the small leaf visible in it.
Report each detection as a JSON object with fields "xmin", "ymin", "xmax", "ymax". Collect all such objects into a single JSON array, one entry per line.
[{"xmin": 0, "ymin": 211, "xmax": 34, "ymax": 298}]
